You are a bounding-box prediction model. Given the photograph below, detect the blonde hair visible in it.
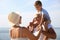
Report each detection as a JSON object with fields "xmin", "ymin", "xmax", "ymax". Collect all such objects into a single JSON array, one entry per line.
[{"xmin": 8, "ymin": 12, "xmax": 21, "ymax": 25}]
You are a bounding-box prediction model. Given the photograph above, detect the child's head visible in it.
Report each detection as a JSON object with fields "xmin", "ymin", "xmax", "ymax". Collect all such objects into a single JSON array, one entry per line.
[
  {"xmin": 8, "ymin": 12, "xmax": 22, "ymax": 25},
  {"xmin": 34, "ymin": 0, "xmax": 42, "ymax": 12}
]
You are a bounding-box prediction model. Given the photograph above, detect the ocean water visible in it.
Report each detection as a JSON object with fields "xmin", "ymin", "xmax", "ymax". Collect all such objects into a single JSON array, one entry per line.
[{"xmin": 0, "ymin": 28, "xmax": 60, "ymax": 40}]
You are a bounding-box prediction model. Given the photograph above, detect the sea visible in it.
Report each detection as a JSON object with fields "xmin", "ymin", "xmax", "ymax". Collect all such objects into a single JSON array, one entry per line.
[{"xmin": 0, "ymin": 27, "xmax": 60, "ymax": 40}]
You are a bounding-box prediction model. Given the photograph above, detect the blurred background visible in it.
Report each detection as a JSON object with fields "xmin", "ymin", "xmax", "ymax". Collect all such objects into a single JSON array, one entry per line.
[{"xmin": 0, "ymin": 0, "xmax": 60, "ymax": 40}]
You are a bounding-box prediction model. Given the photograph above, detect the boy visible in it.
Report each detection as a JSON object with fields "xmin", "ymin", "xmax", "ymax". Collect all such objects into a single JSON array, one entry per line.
[
  {"xmin": 8, "ymin": 12, "xmax": 41, "ymax": 40},
  {"xmin": 34, "ymin": 1, "xmax": 56, "ymax": 40}
]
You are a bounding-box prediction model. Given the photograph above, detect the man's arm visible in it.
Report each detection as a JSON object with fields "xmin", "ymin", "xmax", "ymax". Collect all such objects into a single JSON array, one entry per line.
[
  {"xmin": 23, "ymin": 28, "xmax": 41, "ymax": 40},
  {"xmin": 42, "ymin": 28, "xmax": 56, "ymax": 39}
]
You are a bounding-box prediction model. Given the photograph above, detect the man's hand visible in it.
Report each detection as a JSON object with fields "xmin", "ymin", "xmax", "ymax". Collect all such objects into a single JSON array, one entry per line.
[{"xmin": 29, "ymin": 26, "xmax": 33, "ymax": 32}]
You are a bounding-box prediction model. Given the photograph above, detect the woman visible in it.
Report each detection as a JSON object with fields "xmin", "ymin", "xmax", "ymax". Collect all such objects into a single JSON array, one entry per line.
[
  {"xmin": 27, "ymin": 12, "xmax": 44, "ymax": 40},
  {"xmin": 8, "ymin": 12, "xmax": 41, "ymax": 40}
]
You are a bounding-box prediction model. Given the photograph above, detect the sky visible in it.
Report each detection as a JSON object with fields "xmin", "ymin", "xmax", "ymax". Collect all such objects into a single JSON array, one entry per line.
[{"xmin": 0, "ymin": 0, "xmax": 60, "ymax": 28}]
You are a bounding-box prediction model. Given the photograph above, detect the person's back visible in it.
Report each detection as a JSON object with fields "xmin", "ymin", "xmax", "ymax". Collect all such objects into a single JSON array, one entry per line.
[{"xmin": 10, "ymin": 25, "xmax": 29, "ymax": 40}]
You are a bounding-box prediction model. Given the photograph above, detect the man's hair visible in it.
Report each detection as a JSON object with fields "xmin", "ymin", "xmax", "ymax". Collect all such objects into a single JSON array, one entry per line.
[{"xmin": 35, "ymin": 1, "xmax": 42, "ymax": 6}]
